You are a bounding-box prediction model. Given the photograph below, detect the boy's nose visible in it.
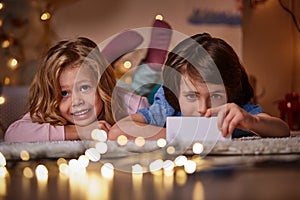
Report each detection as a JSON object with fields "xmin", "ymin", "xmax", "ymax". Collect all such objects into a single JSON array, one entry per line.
[{"xmin": 197, "ymin": 98, "xmax": 210, "ymax": 116}]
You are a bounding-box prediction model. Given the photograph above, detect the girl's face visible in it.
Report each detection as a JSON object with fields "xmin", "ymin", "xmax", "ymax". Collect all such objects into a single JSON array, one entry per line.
[
  {"xmin": 59, "ymin": 65, "xmax": 103, "ymax": 127},
  {"xmin": 178, "ymin": 75, "xmax": 227, "ymax": 116}
]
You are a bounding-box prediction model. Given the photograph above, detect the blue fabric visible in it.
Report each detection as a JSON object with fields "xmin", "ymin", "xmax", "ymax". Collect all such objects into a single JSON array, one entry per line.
[{"xmin": 137, "ymin": 85, "xmax": 264, "ymax": 137}]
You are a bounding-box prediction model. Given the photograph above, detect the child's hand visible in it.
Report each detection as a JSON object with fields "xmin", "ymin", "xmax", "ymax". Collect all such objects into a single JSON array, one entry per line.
[
  {"xmin": 97, "ymin": 120, "xmax": 112, "ymax": 134},
  {"xmin": 205, "ymin": 103, "xmax": 257, "ymax": 137}
]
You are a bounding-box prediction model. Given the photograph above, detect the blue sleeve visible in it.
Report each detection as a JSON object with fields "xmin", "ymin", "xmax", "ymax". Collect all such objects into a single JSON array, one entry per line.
[
  {"xmin": 242, "ymin": 102, "xmax": 263, "ymax": 115},
  {"xmin": 137, "ymin": 85, "xmax": 176, "ymax": 127}
]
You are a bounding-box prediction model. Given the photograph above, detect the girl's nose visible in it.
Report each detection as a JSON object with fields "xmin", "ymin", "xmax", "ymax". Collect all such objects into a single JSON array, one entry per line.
[{"xmin": 72, "ymin": 92, "xmax": 84, "ymax": 107}]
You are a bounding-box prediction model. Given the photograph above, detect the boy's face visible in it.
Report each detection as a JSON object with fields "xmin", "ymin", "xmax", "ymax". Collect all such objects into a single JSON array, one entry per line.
[
  {"xmin": 178, "ymin": 75, "xmax": 227, "ymax": 116},
  {"xmin": 59, "ymin": 65, "xmax": 103, "ymax": 126}
]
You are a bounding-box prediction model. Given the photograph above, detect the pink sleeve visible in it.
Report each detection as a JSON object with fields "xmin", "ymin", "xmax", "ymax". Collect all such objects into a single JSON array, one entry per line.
[{"xmin": 4, "ymin": 113, "xmax": 65, "ymax": 142}]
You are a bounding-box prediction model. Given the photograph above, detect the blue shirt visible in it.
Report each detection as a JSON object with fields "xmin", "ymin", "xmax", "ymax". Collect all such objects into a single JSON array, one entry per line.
[{"xmin": 138, "ymin": 85, "xmax": 264, "ymax": 138}]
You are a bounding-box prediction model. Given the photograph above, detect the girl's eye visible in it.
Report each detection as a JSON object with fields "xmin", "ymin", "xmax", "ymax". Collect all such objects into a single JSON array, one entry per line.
[
  {"xmin": 80, "ymin": 85, "xmax": 91, "ymax": 92},
  {"xmin": 61, "ymin": 90, "xmax": 69, "ymax": 98}
]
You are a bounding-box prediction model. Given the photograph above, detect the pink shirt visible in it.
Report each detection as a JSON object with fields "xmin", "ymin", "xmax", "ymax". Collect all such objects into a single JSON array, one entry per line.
[{"xmin": 5, "ymin": 92, "xmax": 149, "ymax": 142}]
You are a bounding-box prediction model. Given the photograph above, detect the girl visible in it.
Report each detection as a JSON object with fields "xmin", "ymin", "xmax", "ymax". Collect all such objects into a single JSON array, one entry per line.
[
  {"xmin": 5, "ymin": 37, "xmax": 149, "ymax": 142},
  {"xmin": 109, "ymin": 33, "xmax": 290, "ymax": 140}
]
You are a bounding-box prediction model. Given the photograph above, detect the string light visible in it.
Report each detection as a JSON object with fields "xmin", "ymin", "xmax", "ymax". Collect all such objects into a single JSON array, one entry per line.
[
  {"xmin": 157, "ymin": 138, "xmax": 167, "ymax": 148},
  {"xmin": 123, "ymin": 60, "xmax": 132, "ymax": 69},
  {"xmin": 20, "ymin": 150, "xmax": 30, "ymax": 161},
  {"xmin": 155, "ymin": 14, "xmax": 164, "ymax": 20},
  {"xmin": 2, "ymin": 40, "xmax": 10, "ymax": 48},
  {"xmin": 0, "ymin": 96, "xmax": 5, "ymax": 105},
  {"xmin": 117, "ymin": 135, "xmax": 128, "ymax": 146},
  {"xmin": 0, "ymin": 2, "xmax": 4, "ymax": 10},
  {"xmin": 7, "ymin": 58, "xmax": 18, "ymax": 70},
  {"xmin": 91, "ymin": 129, "xmax": 107, "ymax": 142},
  {"xmin": 40, "ymin": 12, "xmax": 51, "ymax": 21},
  {"xmin": 4, "ymin": 77, "xmax": 10, "ymax": 85},
  {"xmin": 135, "ymin": 137, "xmax": 145, "ymax": 147},
  {"xmin": 101, "ymin": 163, "xmax": 114, "ymax": 179}
]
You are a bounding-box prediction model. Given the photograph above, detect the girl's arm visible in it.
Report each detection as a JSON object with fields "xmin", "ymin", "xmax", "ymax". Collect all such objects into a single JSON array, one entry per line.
[
  {"xmin": 108, "ymin": 113, "xmax": 166, "ymax": 140},
  {"xmin": 5, "ymin": 113, "xmax": 65, "ymax": 142},
  {"xmin": 205, "ymin": 103, "xmax": 290, "ymax": 137}
]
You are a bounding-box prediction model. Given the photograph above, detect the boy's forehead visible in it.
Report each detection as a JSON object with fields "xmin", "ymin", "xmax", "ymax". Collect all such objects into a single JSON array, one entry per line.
[{"xmin": 180, "ymin": 75, "xmax": 224, "ymax": 92}]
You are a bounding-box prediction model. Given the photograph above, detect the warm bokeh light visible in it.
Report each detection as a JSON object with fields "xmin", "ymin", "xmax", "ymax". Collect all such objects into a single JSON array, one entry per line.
[
  {"xmin": 35, "ymin": 164, "xmax": 48, "ymax": 181},
  {"xmin": 7, "ymin": 58, "xmax": 18, "ymax": 70},
  {"xmin": 68, "ymin": 159, "xmax": 86, "ymax": 174},
  {"xmin": 0, "ymin": 166, "xmax": 7, "ymax": 178},
  {"xmin": 0, "ymin": 19, "xmax": 2, "ymax": 27},
  {"xmin": 132, "ymin": 164, "xmax": 143, "ymax": 174},
  {"xmin": 124, "ymin": 76, "xmax": 132, "ymax": 84},
  {"xmin": 95, "ymin": 142, "xmax": 108, "ymax": 154},
  {"xmin": 117, "ymin": 135, "xmax": 128, "ymax": 146},
  {"xmin": 157, "ymin": 138, "xmax": 167, "ymax": 148},
  {"xmin": 163, "ymin": 160, "xmax": 174, "ymax": 172},
  {"xmin": 155, "ymin": 14, "xmax": 163, "ymax": 20},
  {"xmin": 166, "ymin": 146, "xmax": 175, "ymax": 154},
  {"xmin": 40, "ymin": 12, "xmax": 51, "ymax": 21},
  {"xmin": 192, "ymin": 142, "xmax": 204, "ymax": 154},
  {"xmin": 20, "ymin": 150, "xmax": 30, "ymax": 161},
  {"xmin": 184, "ymin": 160, "xmax": 197, "ymax": 174},
  {"xmin": 2, "ymin": 40, "xmax": 10, "ymax": 48},
  {"xmin": 193, "ymin": 181, "xmax": 205, "ymax": 200},
  {"xmin": 85, "ymin": 148, "xmax": 101, "ymax": 162},
  {"xmin": 135, "ymin": 137, "xmax": 145, "ymax": 147},
  {"xmin": 149, "ymin": 159, "xmax": 164, "ymax": 173},
  {"xmin": 0, "ymin": 152, "xmax": 6, "ymax": 167},
  {"xmin": 0, "ymin": 3, "xmax": 4, "ymax": 10},
  {"xmin": 0, "ymin": 97, "xmax": 5, "ymax": 105},
  {"xmin": 174, "ymin": 155, "xmax": 187, "ymax": 166},
  {"xmin": 57, "ymin": 157, "xmax": 67, "ymax": 166},
  {"xmin": 91, "ymin": 129, "xmax": 107, "ymax": 142},
  {"xmin": 59, "ymin": 163, "xmax": 70, "ymax": 175},
  {"xmin": 175, "ymin": 169, "xmax": 187, "ymax": 186},
  {"xmin": 23, "ymin": 167, "xmax": 34, "ymax": 179},
  {"xmin": 101, "ymin": 163, "xmax": 114, "ymax": 179},
  {"xmin": 123, "ymin": 60, "xmax": 132, "ymax": 69},
  {"xmin": 78, "ymin": 155, "xmax": 89, "ymax": 168},
  {"xmin": 4, "ymin": 77, "xmax": 10, "ymax": 85}
]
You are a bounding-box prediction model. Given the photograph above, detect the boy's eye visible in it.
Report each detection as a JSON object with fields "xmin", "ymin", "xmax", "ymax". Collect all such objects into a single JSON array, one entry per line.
[
  {"xmin": 211, "ymin": 93, "xmax": 225, "ymax": 100},
  {"xmin": 186, "ymin": 93, "xmax": 197, "ymax": 100},
  {"xmin": 61, "ymin": 90, "xmax": 69, "ymax": 98}
]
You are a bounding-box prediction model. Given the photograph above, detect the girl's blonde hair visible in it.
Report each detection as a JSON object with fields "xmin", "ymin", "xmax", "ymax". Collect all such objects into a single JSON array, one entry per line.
[{"xmin": 27, "ymin": 37, "xmax": 116, "ymax": 125}]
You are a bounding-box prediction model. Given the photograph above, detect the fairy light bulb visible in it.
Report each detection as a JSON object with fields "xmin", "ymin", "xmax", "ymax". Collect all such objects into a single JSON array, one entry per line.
[
  {"xmin": 20, "ymin": 150, "xmax": 30, "ymax": 161},
  {"xmin": 40, "ymin": 12, "xmax": 51, "ymax": 21},
  {"xmin": 155, "ymin": 14, "xmax": 163, "ymax": 20},
  {"xmin": 0, "ymin": 152, "xmax": 6, "ymax": 167},
  {"xmin": 101, "ymin": 163, "xmax": 114, "ymax": 179},
  {"xmin": 0, "ymin": 3, "xmax": 4, "ymax": 10},
  {"xmin": 0, "ymin": 97, "xmax": 5, "ymax": 105},
  {"xmin": 157, "ymin": 138, "xmax": 167, "ymax": 147},
  {"xmin": 1, "ymin": 40, "xmax": 10, "ymax": 48},
  {"xmin": 192, "ymin": 142, "xmax": 204, "ymax": 154},
  {"xmin": 35, "ymin": 164, "xmax": 48, "ymax": 181},
  {"xmin": 7, "ymin": 58, "xmax": 18, "ymax": 70},
  {"xmin": 91, "ymin": 129, "xmax": 107, "ymax": 142},
  {"xmin": 117, "ymin": 135, "xmax": 128, "ymax": 146},
  {"xmin": 123, "ymin": 61, "xmax": 132, "ymax": 69}
]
